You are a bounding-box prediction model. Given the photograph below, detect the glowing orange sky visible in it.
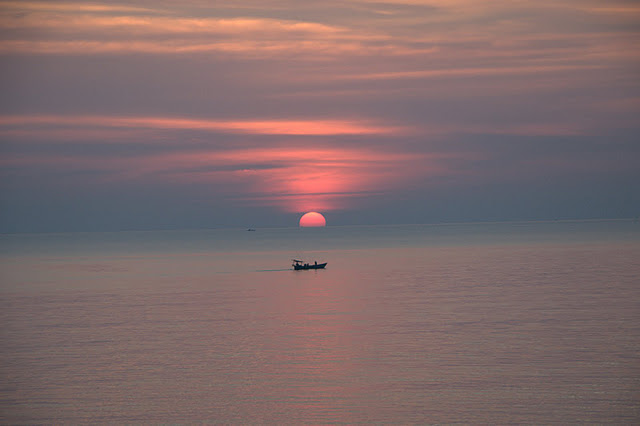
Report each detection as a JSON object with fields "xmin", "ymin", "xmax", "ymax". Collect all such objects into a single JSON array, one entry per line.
[
  {"xmin": 0, "ymin": 0, "xmax": 638, "ymax": 231},
  {"xmin": 0, "ymin": 129, "xmax": 452, "ymax": 213}
]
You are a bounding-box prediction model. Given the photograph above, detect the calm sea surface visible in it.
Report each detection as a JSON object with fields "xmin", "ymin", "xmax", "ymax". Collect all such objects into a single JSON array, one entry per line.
[{"xmin": 1, "ymin": 221, "xmax": 639, "ymax": 424}]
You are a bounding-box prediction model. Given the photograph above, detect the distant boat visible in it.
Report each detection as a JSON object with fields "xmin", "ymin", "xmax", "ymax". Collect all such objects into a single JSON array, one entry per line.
[
  {"xmin": 292, "ymin": 259, "xmax": 327, "ymax": 270},
  {"xmin": 247, "ymin": 228, "xmax": 256, "ymax": 231}
]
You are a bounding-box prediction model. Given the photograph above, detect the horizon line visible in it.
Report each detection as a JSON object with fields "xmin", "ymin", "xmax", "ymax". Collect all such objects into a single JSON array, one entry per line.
[{"xmin": 1, "ymin": 217, "xmax": 636, "ymax": 236}]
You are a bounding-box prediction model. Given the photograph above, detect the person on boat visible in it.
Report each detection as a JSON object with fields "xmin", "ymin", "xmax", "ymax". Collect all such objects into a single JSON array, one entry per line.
[{"xmin": 314, "ymin": 261, "xmax": 317, "ymax": 266}]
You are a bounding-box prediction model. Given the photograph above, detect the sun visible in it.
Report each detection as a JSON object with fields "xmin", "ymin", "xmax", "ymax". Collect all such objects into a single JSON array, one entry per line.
[{"xmin": 299, "ymin": 211, "xmax": 326, "ymax": 227}]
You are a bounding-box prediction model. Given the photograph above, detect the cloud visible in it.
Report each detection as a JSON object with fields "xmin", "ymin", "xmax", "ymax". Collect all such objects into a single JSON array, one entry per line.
[
  {"xmin": 1, "ymin": 0, "xmax": 638, "ymax": 231},
  {"xmin": 334, "ymin": 64, "xmax": 607, "ymax": 82},
  {"xmin": 0, "ymin": 11, "xmax": 344, "ymax": 36},
  {"xmin": 0, "ymin": 112, "xmax": 452, "ymax": 213},
  {"xmin": 0, "ymin": 3, "xmax": 378, "ymax": 57},
  {"xmin": 0, "ymin": 114, "xmax": 407, "ymax": 136},
  {"xmin": 1, "ymin": 136, "xmax": 453, "ymax": 213},
  {"xmin": 0, "ymin": 1, "xmax": 154, "ymax": 13}
]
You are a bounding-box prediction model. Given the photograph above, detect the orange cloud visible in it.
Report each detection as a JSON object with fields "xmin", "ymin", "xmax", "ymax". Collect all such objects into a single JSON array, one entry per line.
[
  {"xmin": 0, "ymin": 14, "xmax": 344, "ymax": 41},
  {"xmin": 0, "ymin": 113, "xmax": 585, "ymax": 143},
  {"xmin": 0, "ymin": 1, "xmax": 153, "ymax": 13},
  {"xmin": 0, "ymin": 4, "xmax": 364, "ymax": 57},
  {"xmin": 0, "ymin": 115, "xmax": 407, "ymax": 136},
  {"xmin": 336, "ymin": 64, "xmax": 607, "ymax": 82},
  {"xmin": 3, "ymin": 0, "xmax": 634, "ymax": 72}
]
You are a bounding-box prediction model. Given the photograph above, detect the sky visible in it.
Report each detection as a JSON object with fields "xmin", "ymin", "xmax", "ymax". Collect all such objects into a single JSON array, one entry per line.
[{"xmin": 1, "ymin": 0, "xmax": 639, "ymax": 232}]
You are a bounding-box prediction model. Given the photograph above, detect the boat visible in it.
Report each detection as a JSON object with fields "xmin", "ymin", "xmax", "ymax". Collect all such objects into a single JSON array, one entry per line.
[{"xmin": 292, "ymin": 259, "xmax": 327, "ymax": 270}]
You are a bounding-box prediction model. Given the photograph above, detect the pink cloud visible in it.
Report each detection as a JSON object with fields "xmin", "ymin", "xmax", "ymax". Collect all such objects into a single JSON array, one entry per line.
[
  {"xmin": 0, "ymin": 136, "xmax": 454, "ymax": 212},
  {"xmin": 0, "ymin": 115, "xmax": 407, "ymax": 136}
]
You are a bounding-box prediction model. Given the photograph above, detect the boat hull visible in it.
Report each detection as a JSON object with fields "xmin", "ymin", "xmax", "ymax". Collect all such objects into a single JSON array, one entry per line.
[{"xmin": 293, "ymin": 262, "xmax": 327, "ymax": 270}]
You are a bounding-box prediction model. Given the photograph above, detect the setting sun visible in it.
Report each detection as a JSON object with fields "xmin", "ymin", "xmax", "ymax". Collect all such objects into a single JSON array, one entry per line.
[{"xmin": 299, "ymin": 211, "xmax": 326, "ymax": 227}]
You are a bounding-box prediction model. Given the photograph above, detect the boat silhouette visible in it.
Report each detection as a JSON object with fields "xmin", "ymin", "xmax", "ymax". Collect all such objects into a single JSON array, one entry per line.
[{"xmin": 292, "ymin": 259, "xmax": 327, "ymax": 270}]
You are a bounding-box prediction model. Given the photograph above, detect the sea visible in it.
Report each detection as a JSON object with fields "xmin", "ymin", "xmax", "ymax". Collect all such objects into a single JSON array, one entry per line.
[{"xmin": 1, "ymin": 220, "xmax": 639, "ymax": 424}]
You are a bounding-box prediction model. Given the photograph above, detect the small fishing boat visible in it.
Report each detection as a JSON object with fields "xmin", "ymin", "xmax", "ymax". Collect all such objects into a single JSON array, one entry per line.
[{"xmin": 292, "ymin": 259, "xmax": 327, "ymax": 270}]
